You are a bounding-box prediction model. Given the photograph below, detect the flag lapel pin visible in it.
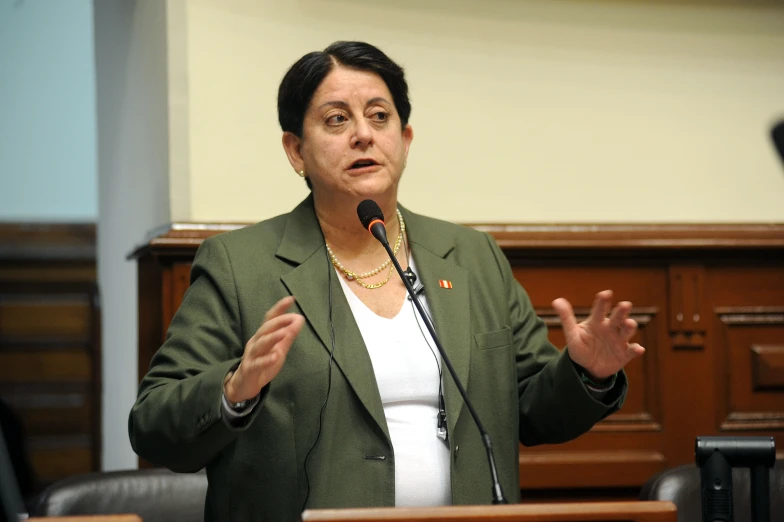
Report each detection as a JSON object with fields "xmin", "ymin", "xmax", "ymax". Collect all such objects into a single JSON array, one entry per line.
[{"xmin": 438, "ymin": 280, "xmax": 453, "ymax": 289}]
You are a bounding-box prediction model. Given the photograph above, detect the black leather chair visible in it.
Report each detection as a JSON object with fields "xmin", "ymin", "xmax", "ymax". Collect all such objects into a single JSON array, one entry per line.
[
  {"xmin": 640, "ymin": 461, "xmax": 784, "ymax": 522},
  {"xmin": 30, "ymin": 468, "xmax": 207, "ymax": 522}
]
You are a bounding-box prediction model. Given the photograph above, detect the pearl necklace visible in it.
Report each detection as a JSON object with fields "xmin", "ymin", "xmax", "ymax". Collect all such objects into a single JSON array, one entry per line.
[{"xmin": 326, "ymin": 209, "xmax": 405, "ymax": 290}]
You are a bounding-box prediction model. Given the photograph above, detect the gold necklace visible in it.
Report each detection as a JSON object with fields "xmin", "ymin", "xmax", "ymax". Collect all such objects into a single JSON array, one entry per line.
[{"xmin": 326, "ymin": 209, "xmax": 405, "ymax": 289}]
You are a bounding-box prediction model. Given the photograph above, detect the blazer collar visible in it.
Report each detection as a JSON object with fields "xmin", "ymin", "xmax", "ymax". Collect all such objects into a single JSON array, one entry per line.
[
  {"xmin": 277, "ymin": 196, "xmax": 389, "ymax": 442},
  {"xmin": 275, "ymin": 195, "xmax": 324, "ymax": 266},
  {"xmin": 277, "ymin": 197, "xmax": 471, "ymax": 441}
]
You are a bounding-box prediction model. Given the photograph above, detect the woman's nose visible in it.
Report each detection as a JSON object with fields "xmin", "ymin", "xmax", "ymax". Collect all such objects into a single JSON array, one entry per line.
[{"xmin": 352, "ymin": 119, "xmax": 373, "ymax": 148}]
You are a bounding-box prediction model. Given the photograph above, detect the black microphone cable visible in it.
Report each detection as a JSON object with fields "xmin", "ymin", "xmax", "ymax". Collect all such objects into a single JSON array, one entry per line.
[{"xmin": 401, "ymin": 232, "xmax": 447, "ymax": 442}]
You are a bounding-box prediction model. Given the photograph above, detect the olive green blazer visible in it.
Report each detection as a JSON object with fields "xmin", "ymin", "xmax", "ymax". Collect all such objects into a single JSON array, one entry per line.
[{"xmin": 129, "ymin": 196, "xmax": 626, "ymax": 522}]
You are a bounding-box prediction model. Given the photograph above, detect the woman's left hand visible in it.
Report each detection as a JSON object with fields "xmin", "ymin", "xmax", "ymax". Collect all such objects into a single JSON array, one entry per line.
[{"xmin": 552, "ymin": 290, "xmax": 646, "ymax": 380}]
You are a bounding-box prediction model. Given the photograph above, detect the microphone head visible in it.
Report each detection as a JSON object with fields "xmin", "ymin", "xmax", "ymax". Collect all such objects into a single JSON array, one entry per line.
[
  {"xmin": 357, "ymin": 200, "xmax": 385, "ymax": 230},
  {"xmin": 772, "ymin": 120, "xmax": 784, "ymax": 164}
]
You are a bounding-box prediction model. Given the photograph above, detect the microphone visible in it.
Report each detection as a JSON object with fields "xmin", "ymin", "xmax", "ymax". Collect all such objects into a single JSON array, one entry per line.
[
  {"xmin": 356, "ymin": 199, "xmax": 508, "ymax": 505},
  {"xmin": 357, "ymin": 200, "xmax": 389, "ymax": 245},
  {"xmin": 772, "ymin": 120, "xmax": 784, "ymax": 164}
]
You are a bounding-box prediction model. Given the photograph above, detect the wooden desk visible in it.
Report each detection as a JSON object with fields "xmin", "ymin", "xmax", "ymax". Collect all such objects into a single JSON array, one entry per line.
[{"xmin": 301, "ymin": 500, "xmax": 677, "ymax": 521}]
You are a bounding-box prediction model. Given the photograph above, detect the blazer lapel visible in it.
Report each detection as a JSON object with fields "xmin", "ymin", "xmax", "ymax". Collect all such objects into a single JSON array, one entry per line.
[
  {"xmin": 403, "ymin": 208, "xmax": 471, "ymax": 436},
  {"xmin": 278, "ymin": 198, "xmax": 389, "ymax": 442}
]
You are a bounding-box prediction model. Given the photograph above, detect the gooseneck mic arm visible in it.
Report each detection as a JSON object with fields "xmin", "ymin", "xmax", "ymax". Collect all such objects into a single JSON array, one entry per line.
[{"xmin": 356, "ymin": 200, "xmax": 508, "ymax": 505}]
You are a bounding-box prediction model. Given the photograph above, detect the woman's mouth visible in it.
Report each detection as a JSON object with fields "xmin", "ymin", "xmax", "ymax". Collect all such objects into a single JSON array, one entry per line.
[{"xmin": 348, "ymin": 159, "xmax": 380, "ymax": 172}]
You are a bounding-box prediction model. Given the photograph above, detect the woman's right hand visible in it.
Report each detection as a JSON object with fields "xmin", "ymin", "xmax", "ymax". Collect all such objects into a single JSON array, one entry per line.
[{"xmin": 224, "ymin": 296, "xmax": 304, "ymax": 403}]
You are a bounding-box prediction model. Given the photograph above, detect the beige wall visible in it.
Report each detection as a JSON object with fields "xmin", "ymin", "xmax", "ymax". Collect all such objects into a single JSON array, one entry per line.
[{"xmin": 173, "ymin": 0, "xmax": 784, "ymax": 224}]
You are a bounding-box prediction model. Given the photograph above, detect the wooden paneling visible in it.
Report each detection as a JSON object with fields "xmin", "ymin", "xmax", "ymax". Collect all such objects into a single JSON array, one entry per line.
[
  {"xmin": 133, "ymin": 222, "xmax": 784, "ymax": 499},
  {"xmin": 19, "ymin": 404, "xmax": 93, "ymax": 435},
  {"xmin": 715, "ymin": 308, "xmax": 784, "ymax": 432},
  {"xmin": 519, "ymin": 450, "xmax": 667, "ymax": 489},
  {"xmin": 0, "ymin": 296, "xmax": 92, "ymax": 340},
  {"xmin": 30, "ymin": 446, "xmax": 94, "ymax": 483},
  {"xmin": 168, "ymin": 263, "xmax": 193, "ymax": 333},
  {"xmin": 514, "ymin": 263, "xmax": 669, "ymax": 494},
  {"xmin": 0, "ymin": 223, "xmax": 100, "ymax": 494},
  {"xmin": 751, "ymin": 345, "xmax": 784, "ymax": 391},
  {"xmin": 0, "ymin": 351, "xmax": 92, "ymax": 382}
]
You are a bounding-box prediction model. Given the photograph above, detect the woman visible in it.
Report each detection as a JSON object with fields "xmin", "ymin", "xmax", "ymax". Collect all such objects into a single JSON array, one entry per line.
[{"xmin": 129, "ymin": 41, "xmax": 644, "ymax": 521}]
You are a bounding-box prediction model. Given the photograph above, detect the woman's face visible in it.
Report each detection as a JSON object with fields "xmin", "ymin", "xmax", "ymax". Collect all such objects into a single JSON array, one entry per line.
[{"xmin": 283, "ymin": 66, "xmax": 413, "ymax": 203}]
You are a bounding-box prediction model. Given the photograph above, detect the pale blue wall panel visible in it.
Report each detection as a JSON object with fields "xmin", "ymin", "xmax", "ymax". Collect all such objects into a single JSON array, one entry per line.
[{"xmin": 0, "ymin": 0, "xmax": 97, "ymax": 221}]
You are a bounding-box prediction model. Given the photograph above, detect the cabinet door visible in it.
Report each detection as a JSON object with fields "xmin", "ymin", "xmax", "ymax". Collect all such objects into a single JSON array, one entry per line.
[
  {"xmin": 512, "ymin": 264, "xmax": 668, "ymax": 497},
  {"xmin": 708, "ymin": 265, "xmax": 784, "ymax": 442}
]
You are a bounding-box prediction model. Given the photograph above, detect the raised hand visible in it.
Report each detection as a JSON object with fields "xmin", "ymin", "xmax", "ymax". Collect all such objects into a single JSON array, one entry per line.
[
  {"xmin": 551, "ymin": 290, "xmax": 645, "ymax": 380},
  {"xmin": 224, "ymin": 296, "xmax": 304, "ymax": 403}
]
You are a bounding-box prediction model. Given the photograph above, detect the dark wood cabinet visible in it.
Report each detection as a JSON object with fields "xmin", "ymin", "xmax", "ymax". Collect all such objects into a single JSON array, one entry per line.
[{"xmin": 134, "ymin": 223, "xmax": 784, "ymax": 500}]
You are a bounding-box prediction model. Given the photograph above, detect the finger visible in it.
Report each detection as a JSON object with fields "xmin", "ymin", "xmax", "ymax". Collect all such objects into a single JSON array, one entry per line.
[
  {"xmin": 552, "ymin": 298, "xmax": 579, "ymax": 334},
  {"xmin": 247, "ymin": 318, "xmax": 286, "ymax": 351},
  {"xmin": 248, "ymin": 311, "xmax": 301, "ymax": 347},
  {"xmin": 248, "ymin": 296, "xmax": 297, "ymax": 346},
  {"xmin": 586, "ymin": 290, "xmax": 613, "ymax": 327},
  {"xmin": 627, "ymin": 342, "xmax": 646, "ymax": 358},
  {"xmin": 254, "ymin": 316, "xmax": 304, "ymax": 383},
  {"xmin": 264, "ymin": 296, "xmax": 297, "ymax": 322},
  {"xmin": 621, "ymin": 317, "xmax": 638, "ymax": 341},
  {"xmin": 255, "ymin": 314, "xmax": 304, "ymax": 359},
  {"xmin": 263, "ymin": 340, "xmax": 292, "ymax": 380},
  {"xmin": 245, "ymin": 329, "xmax": 286, "ymax": 360},
  {"xmin": 246, "ymin": 350, "xmax": 280, "ymax": 383},
  {"xmin": 269, "ymin": 314, "xmax": 305, "ymax": 355},
  {"xmin": 244, "ymin": 317, "xmax": 298, "ymax": 361},
  {"xmin": 244, "ymin": 331, "xmax": 297, "ymax": 383},
  {"xmin": 608, "ymin": 301, "xmax": 632, "ymax": 331},
  {"xmin": 265, "ymin": 295, "xmax": 297, "ymax": 320}
]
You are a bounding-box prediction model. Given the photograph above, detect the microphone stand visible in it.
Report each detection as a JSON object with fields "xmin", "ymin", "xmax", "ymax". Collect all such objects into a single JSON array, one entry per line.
[{"xmin": 370, "ymin": 226, "xmax": 508, "ymax": 505}]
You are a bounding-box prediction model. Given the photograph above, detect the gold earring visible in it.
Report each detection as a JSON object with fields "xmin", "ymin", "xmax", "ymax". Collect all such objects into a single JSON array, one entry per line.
[{"xmin": 297, "ymin": 170, "xmax": 306, "ymax": 178}]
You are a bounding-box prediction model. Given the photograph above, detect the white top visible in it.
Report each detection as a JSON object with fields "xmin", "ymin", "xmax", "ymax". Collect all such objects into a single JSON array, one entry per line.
[{"xmin": 338, "ymin": 260, "xmax": 452, "ymax": 507}]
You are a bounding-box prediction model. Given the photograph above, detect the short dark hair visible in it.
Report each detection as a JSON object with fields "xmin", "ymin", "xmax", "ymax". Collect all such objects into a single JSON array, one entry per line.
[{"xmin": 277, "ymin": 41, "xmax": 411, "ymax": 138}]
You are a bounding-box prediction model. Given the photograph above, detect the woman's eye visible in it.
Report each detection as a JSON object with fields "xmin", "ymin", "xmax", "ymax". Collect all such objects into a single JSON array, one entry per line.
[
  {"xmin": 371, "ymin": 111, "xmax": 389, "ymax": 122},
  {"xmin": 326, "ymin": 114, "xmax": 347, "ymax": 125}
]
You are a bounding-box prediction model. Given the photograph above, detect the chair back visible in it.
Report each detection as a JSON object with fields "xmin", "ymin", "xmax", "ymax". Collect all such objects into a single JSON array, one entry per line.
[
  {"xmin": 30, "ymin": 468, "xmax": 207, "ymax": 522},
  {"xmin": 640, "ymin": 461, "xmax": 784, "ymax": 522}
]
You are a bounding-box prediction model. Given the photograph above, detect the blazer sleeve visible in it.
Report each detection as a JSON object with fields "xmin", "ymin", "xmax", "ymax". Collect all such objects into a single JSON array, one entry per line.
[
  {"xmin": 128, "ymin": 235, "xmax": 266, "ymax": 472},
  {"xmin": 484, "ymin": 234, "xmax": 627, "ymax": 447}
]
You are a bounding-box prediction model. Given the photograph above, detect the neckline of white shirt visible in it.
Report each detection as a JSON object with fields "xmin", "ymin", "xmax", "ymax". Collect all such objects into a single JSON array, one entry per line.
[{"xmin": 335, "ymin": 258, "xmax": 420, "ymax": 322}]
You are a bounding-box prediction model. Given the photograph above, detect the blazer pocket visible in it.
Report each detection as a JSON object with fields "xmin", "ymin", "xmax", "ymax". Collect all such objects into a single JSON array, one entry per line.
[{"xmin": 474, "ymin": 327, "xmax": 513, "ymax": 351}]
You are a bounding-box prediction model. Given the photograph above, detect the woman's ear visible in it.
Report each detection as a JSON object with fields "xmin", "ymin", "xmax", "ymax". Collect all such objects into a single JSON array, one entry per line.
[
  {"xmin": 282, "ymin": 132, "xmax": 305, "ymax": 172},
  {"xmin": 402, "ymin": 124, "xmax": 414, "ymax": 157}
]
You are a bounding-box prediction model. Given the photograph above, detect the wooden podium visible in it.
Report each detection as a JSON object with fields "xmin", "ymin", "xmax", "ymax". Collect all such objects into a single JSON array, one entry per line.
[{"xmin": 301, "ymin": 501, "xmax": 676, "ymax": 521}]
